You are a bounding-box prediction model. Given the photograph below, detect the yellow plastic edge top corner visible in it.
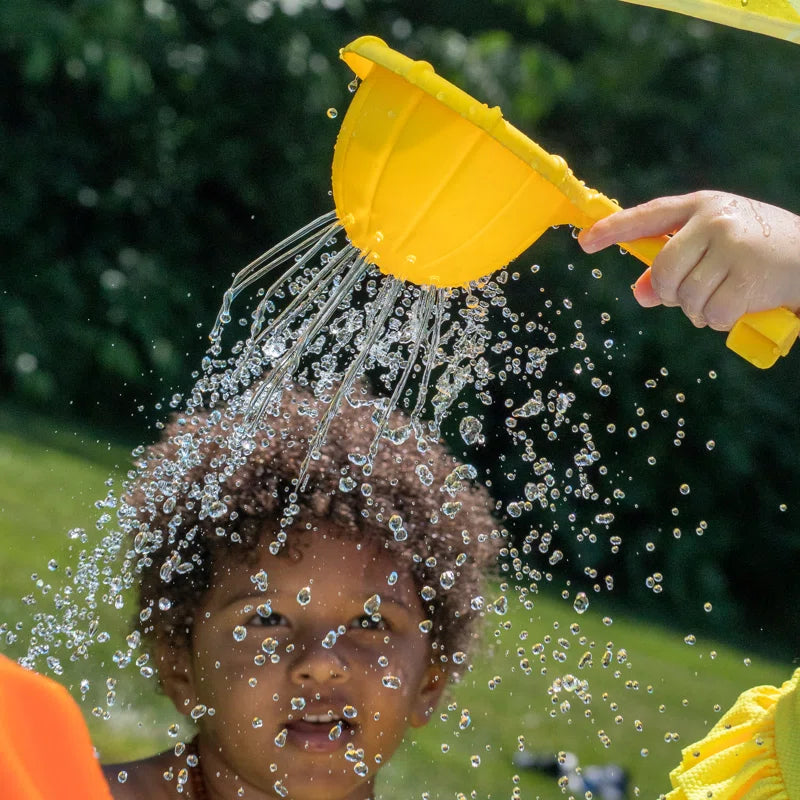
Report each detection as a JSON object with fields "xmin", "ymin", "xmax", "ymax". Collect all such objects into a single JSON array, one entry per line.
[{"xmin": 338, "ymin": 36, "xmax": 622, "ymax": 229}]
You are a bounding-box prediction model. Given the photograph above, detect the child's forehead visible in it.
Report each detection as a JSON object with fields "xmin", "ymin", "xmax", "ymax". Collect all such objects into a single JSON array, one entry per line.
[{"xmin": 215, "ymin": 524, "xmax": 412, "ymax": 590}]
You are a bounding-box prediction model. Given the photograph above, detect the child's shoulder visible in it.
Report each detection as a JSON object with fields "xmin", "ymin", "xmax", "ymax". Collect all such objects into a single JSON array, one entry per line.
[{"xmin": 102, "ymin": 750, "xmax": 177, "ymax": 800}]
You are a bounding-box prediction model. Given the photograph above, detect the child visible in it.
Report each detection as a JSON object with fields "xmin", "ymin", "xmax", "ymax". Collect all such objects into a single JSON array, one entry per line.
[
  {"xmin": 580, "ymin": 190, "xmax": 800, "ymax": 800},
  {"xmin": 103, "ymin": 385, "xmax": 499, "ymax": 799}
]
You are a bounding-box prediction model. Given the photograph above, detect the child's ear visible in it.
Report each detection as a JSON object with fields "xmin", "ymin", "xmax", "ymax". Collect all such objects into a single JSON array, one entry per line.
[
  {"xmin": 155, "ymin": 639, "xmax": 197, "ymax": 716},
  {"xmin": 408, "ymin": 664, "xmax": 448, "ymax": 728}
]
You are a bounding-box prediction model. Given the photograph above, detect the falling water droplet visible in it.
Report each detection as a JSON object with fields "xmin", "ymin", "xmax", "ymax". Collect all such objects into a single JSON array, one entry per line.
[
  {"xmin": 232, "ymin": 625, "xmax": 247, "ymax": 642},
  {"xmin": 573, "ymin": 592, "xmax": 589, "ymax": 614},
  {"xmin": 493, "ymin": 595, "xmax": 508, "ymax": 615},
  {"xmin": 339, "ymin": 476, "xmax": 357, "ymax": 492},
  {"xmin": 415, "ymin": 464, "xmax": 434, "ymax": 486},
  {"xmin": 257, "ymin": 602, "xmax": 272, "ymax": 618},
  {"xmin": 363, "ymin": 594, "xmax": 381, "ymax": 615},
  {"xmin": 251, "ymin": 569, "xmax": 268, "ymax": 591},
  {"xmin": 459, "ymin": 416, "xmax": 483, "ymax": 445},
  {"xmin": 208, "ymin": 500, "xmax": 227, "ymax": 519},
  {"xmin": 297, "ymin": 586, "xmax": 311, "ymax": 605},
  {"xmin": 441, "ymin": 501, "xmax": 462, "ymax": 518},
  {"xmin": 439, "ymin": 570, "xmax": 455, "ymax": 590}
]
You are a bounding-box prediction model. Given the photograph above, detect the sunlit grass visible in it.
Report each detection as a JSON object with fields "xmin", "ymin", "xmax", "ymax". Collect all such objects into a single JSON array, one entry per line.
[
  {"xmin": 0, "ymin": 412, "xmax": 790, "ymax": 798},
  {"xmin": 383, "ymin": 592, "xmax": 787, "ymax": 798}
]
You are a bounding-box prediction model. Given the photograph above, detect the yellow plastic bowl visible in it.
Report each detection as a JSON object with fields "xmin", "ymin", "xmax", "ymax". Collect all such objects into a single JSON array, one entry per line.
[
  {"xmin": 334, "ymin": 35, "xmax": 663, "ymax": 288},
  {"xmin": 333, "ymin": 36, "xmax": 799, "ymax": 367}
]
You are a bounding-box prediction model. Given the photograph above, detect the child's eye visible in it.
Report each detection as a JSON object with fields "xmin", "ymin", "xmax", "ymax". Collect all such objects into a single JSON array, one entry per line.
[
  {"xmin": 350, "ymin": 614, "xmax": 388, "ymax": 631},
  {"xmin": 249, "ymin": 612, "xmax": 289, "ymax": 628}
]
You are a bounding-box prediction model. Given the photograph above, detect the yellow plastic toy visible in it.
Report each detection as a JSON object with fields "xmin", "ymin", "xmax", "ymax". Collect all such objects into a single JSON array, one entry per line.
[
  {"xmin": 621, "ymin": 0, "xmax": 800, "ymax": 43},
  {"xmin": 332, "ymin": 35, "xmax": 799, "ymax": 368}
]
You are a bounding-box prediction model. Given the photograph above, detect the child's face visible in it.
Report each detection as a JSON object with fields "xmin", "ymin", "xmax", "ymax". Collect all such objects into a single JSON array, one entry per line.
[{"xmin": 163, "ymin": 526, "xmax": 445, "ymax": 800}]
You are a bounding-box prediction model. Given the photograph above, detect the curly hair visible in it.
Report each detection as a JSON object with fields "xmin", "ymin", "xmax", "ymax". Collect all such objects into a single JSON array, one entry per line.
[{"xmin": 123, "ymin": 384, "xmax": 500, "ymax": 667}]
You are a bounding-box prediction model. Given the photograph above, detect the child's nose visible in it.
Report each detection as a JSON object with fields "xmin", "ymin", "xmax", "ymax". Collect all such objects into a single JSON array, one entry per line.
[{"xmin": 289, "ymin": 639, "xmax": 349, "ymax": 686}]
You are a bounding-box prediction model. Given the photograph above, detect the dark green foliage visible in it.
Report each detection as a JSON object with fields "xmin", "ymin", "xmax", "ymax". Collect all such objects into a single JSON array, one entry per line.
[{"xmin": 2, "ymin": 0, "xmax": 798, "ymax": 654}]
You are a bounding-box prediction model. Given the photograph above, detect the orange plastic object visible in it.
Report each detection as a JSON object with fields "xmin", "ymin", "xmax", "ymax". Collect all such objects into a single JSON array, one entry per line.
[
  {"xmin": 0, "ymin": 654, "xmax": 113, "ymax": 800},
  {"xmin": 334, "ymin": 35, "xmax": 799, "ymax": 367}
]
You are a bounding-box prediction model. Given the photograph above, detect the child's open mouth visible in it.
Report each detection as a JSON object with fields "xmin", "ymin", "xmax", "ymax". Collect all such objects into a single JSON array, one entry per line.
[{"xmin": 284, "ymin": 712, "xmax": 354, "ymax": 753}]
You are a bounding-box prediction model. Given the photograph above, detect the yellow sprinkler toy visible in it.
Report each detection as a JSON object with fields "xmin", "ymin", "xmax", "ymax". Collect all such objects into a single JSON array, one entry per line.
[{"xmin": 333, "ymin": 35, "xmax": 800, "ymax": 368}]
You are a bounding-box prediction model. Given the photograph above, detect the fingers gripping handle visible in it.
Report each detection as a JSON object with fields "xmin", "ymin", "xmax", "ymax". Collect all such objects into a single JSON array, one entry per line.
[{"xmin": 618, "ymin": 235, "xmax": 800, "ymax": 369}]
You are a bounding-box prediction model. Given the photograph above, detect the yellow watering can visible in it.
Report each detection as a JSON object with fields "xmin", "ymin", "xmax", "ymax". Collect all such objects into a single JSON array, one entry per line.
[{"xmin": 332, "ymin": 35, "xmax": 800, "ymax": 368}]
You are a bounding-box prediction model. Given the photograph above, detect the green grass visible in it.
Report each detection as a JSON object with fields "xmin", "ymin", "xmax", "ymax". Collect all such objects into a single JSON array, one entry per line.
[
  {"xmin": 382, "ymin": 597, "xmax": 787, "ymax": 799},
  {"xmin": 0, "ymin": 413, "xmax": 791, "ymax": 799}
]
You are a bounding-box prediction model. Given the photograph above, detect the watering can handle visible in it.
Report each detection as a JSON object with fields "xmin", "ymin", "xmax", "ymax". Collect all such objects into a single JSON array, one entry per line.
[{"xmin": 617, "ymin": 234, "xmax": 800, "ymax": 369}]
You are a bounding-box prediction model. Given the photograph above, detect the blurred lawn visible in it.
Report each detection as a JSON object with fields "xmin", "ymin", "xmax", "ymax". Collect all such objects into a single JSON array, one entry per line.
[{"xmin": 0, "ymin": 410, "xmax": 791, "ymax": 799}]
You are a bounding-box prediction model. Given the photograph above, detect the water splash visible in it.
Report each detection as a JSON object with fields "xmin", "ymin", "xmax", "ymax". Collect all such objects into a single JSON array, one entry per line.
[
  {"xmin": 197, "ymin": 212, "xmax": 499, "ymax": 491},
  {"xmin": 3, "ymin": 204, "xmax": 721, "ymax": 800}
]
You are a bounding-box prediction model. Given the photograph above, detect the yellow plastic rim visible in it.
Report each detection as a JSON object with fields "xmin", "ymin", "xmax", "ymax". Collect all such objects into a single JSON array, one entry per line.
[{"xmin": 621, "ymin": 0, "xmax": 800, "ymax": 43}]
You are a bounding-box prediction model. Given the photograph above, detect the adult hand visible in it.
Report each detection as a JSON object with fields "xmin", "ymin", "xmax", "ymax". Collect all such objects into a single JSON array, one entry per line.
[{"xmin": 578, "ymin": 191, "xmax": 800, "ymax": 330}]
